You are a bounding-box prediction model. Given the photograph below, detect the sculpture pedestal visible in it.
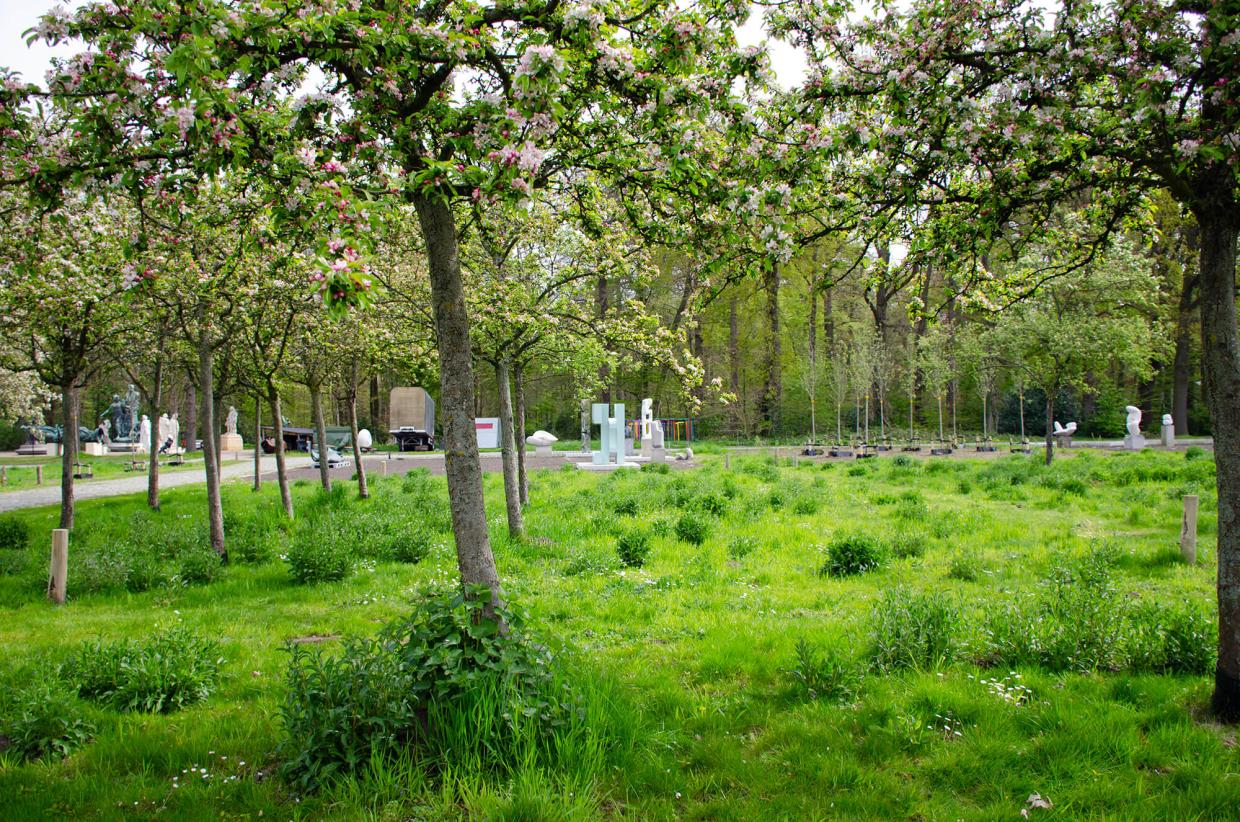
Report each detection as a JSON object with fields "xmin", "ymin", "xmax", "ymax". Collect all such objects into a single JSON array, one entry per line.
[
  {"xmin": 575, "ymin": 461, "xmax": 640, "ymax": 472},
  {"xmin": 1123, "ymin": 434, "xmax": 1147, "ymax": 450},
  {"xmin": 219, "ymin": 433, "xmax": 244, "ymax": 452},
  {"xmin": 82, "ymin": 442, "xmax": 106, "ymax": 456},
  {"xmin": 16, "ymin": 443, "xmax": 47, "ymax": 456},
  {"xmin": 535, "ymin": 444, "xmax": 553, "ymax": 457},
  {"xmin": 1161, "ymin": 424, "xmax": 1175, "ymax": 448},
  {"xmin": 1054, "ymin": 434, "xmax": 1073, "ymax": 449}
]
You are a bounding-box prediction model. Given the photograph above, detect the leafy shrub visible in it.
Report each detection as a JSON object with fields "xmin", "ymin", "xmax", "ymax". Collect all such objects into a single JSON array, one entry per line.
[
  {"xmin": 956, "ymin": 479, "xmax": 973, "ymax": 495},
  {"xmin": 63, "ymin": 628, "xmax": 222, "ymax": 713},
  {"xmin": 178, "ymin": 547, "xmax": 221, "ymax": 586},
  {"xmin": 649, "ymin": 517, "xmax": 673, "ymax": 538},
  {"xmin": 1184, "ymin": 445, "xmax": 1206, "ymax": 461},
  {"xmin": 947, "ymin": 550, "xmax": 983, "ymax": 582},
  {"xmin": 766, "ymin": 487, "xmax": 786, "ymax": 510},
  {"xmin": 871, "ymin": 588, "xmax": 958, "ymax": 672},
  {"xmin": 123, "ymin": 546, "xmax": 167, "ymax": 592},
  {"xmin": 890, "ymin": 455, "xmax": 914, "ymax": 469},
  {"xmin": 674, "ymin": 512, "xmax": 709, "ymax": 545},
  {"xmin": 820, "ymin": 534, "xmax": 884, "ymax": 577},
  {"xmin": 613, "ymin": 496, "xmax": 638, "ymax": 516},
  {"xmin": 641, "ymin": 461, "xmax": 670, "ymax": 474},
  {"xmin": 223, "ymin": 509, "xmax": 284, "ymax": 564},
  {"xmin": 0, "ymin": 517, "xmax": 29, "ymax": 551},
  {"xmin": 696, "ymin": 492, "xmax": 729, "ymax": 517},
  {"xmin": 789, "ymin": 638, "xmax": 861, "ymax": 702},
  {"xmin": 386, "ymin": 525, "xmax": 437, "ymax": 564},
  {"xmin": 892, "ymin": 492, "xmax": 928, "ymax": 520},
  {"xmin": 728, "ymin": 536, "xmax": 759, "ymax": 560},
  {"xmin": 616, "ymin": 530, "xmax": 652, "ymax": 568},
  {"xmin": 889, "ymin": 532, "xmax": 927, "ymax": 559},
  {"xmin": 0, "ymin": 676, "xmax": 94, "ymax": 761},
  {"xmin": 740, "ymin": 458, "xmax": 779, "ymax": 482},
  {"xmin": 791, "ymin": 495, "xmax": 819, "ymax": 515},
  {"xmin": 1126, "ymin": 601, "xmax": 1216, "ymax": 675},
  {"xmin": 562, "ymin": 550, "xmax": 617, "ymax": 576},
  {"xmin": 279, "ymin": 586, "xmax": 585, "ymax": 791},
  {"xmin": 75, "ymin": 547, "xmax": 134, "ymax": 593},
  {"xmin": 847, "ymin": 465, "xmax": 868, "ymax": 477},
  {"xmin": 287, "ymin": 525, "xmax": 354, "ymax": 584}
]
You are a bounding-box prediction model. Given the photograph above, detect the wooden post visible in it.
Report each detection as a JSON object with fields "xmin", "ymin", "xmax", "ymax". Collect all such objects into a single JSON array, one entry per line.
[
  {"xmin": 35, "ymin": 465, "xmax": 43, "ymax": 485},
  {"xmin": 48, "ymin": 529, "xmax": 68, "ymax": 604},
  {"xmin": 725, "ymin": 452, "xmax": 730, "ymax": 470},
  {"xmin": 1180, "ymin": 495, "xmax": 1199, "ymax": 564},
  {"xmin": 0, "ymin": 465, "xmax": 6, "ymax": 486}
]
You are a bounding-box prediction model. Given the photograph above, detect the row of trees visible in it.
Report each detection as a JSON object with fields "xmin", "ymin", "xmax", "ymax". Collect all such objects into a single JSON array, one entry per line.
[{"xmin": 0, "ymin": 0, "xmax": 1236, "ymax": 717}]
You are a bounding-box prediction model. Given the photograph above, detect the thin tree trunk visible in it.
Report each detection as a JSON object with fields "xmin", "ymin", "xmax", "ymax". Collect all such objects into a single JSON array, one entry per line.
[
  {"xmin": 1044, "ymin": 394, "xmax": 1055, "ymax": 466},
  {"xmin": 198, "ymin": 340, "xmax": 226, "ymax": 560},
  {"xmin": 495, "ymin": 359, "xmax": 524, "ymax": 539},
  {"xmin": 268, "ymin": 385, "xmax": 293, "ymax": 518},
  {"xmin": 413, "ymin": 192, "xmax": 502, "ymax": 610},
  {"xmin": 59, "ymin": 382, "xmax": 78, "ymax": 530},
  {"xmin": 514, "ymin": 359, "xmax": 529, "ymax": 506},
  {"xmin": 1198, "ymin": 214, "xmax": 1240, "ymax": 720},
  {"xmin": 186, "ymin": 380, "xmax": 198, "ymax": 452},
  {"xmin": 348, "ymin": 358, "xmax": 368, "ymax": 500},
  {"xmin": 253, "ymin": 393, "xmax": 262, "ymax": 491},
  {"xmin": 1174, "ymin": 272, "xmax": 1199, "ymax": 435},
  {"xmin": 147, "ymin": 352, "xmax": 163, "ymax": 510},
  {"xmin": 759, "ymin": 261, "xmax": 782, "ymax": 435},
  {"xmin": 310, "ymin": 382, "xmax": 331, "ymax": 492},
  {"xmin": 369, "ymin": 373, "xmax": 381, "ymax": 433},
  {"xmin": 729, "ymin": 294, "xmax": 740, "ymax": 435}
]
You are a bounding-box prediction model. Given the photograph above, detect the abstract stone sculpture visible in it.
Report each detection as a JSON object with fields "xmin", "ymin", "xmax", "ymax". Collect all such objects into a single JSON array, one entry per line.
[{"xmin": 1124, "ymin": 406, "xmax": 1146, "ymax": 450}]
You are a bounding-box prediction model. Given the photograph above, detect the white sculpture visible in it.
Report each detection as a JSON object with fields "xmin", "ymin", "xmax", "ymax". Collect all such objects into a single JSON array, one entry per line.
[
  {"xmin": 577, "ymin": 403, "xmax": 637, "ymax": 470},
  {"xmin": 157, "ymin": 413, "xmax": 172, "ymax": 453},
  {"xmin": 357, "ymin": 428, "xmax": 373, "ymax": 450},
  {"xmin": 225, "ymin": 405, "xmax": 239, "ymax": 435},
  {"xmin": 1160, "ymin": 414, "xmax": 1175, "ymax": 447},
  {"xmin": 138, "ymin": 415, "xmax": 151, "ymax": 453},
  {"xmin": 1052, "ymin": 421, "xmax": 1077, "ymax": 436},
  {"xmin": 527, "ymin": 429, "xmax": 558, "ymax": 455},
  {"xmin": 169, "ymin": 412, "xmax": 181, "ymax": 451},
  {"xmin": 640, "ymin": 398, "xmax": 654, "ymax": 458},
  {"xmin": 1124, "ymin": 405, "xmax": 1146, "ymax": 450}
]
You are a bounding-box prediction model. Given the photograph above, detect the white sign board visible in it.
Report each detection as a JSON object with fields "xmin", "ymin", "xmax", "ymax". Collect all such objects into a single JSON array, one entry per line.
[{"xmin": 475, "ymin": 418, "xmax": 500, "ymax": 449}]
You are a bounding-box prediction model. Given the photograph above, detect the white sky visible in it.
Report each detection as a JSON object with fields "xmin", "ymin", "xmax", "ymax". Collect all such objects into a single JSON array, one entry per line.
[{"xmin": 0, "ymin": 1, "xmax": 808, "ymax": 88}]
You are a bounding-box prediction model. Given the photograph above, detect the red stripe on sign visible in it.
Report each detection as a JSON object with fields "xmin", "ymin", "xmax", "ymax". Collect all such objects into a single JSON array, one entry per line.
[{"xmin": 476, "ymin": 422, "xmax": 494, "ymax": 429}]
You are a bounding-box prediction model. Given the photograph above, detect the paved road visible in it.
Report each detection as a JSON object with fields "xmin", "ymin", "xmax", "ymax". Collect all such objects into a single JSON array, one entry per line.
[{"xmin": 0, "ymin": 455, "xmax": 312, "ymax": 513}]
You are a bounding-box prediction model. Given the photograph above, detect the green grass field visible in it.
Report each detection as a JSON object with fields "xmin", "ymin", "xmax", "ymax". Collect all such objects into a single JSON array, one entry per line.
[
  {"xmin": 0, "ymin": 449, "xmax": 1234, "ymax": 820},
  {"xmin": 0, "ymin": 451, "xmax": 231, "ymax": 492}
]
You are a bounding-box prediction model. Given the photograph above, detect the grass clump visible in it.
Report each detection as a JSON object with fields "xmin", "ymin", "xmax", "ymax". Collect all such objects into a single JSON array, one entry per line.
[
  {"xmin": 674, "ymin": 512, "xmax": 709, "ymax": 545},
  {"xmin": 889, "ymin": 532, "xmax": 928, "ymax": 559},
  {"xmin": 871, "ymin": 587, "xmax": 957, "ymax": 672},
  {"xmin": 287, "ymin": 522, "xmax": 354, "ymax": 584},
  {"xmin": 62, "ymin": 627, "xmax": 222, "ymax": 713},
  {"xmin": 177, "ymin": 546, "xmax": 222, "ymax": 585},
  {"xmin": 820, "ymin": 534, "xmax": 885, "ymax": 577},
  {"xmin": 788, "ymin": 638, "xmax": 861, "ymax": 703},
  {"xmin": 947, "ymin": 549, "xmax": 983, "ymax": 582},
  {"xmin": 1126, "ymin": 601, "xmax": 1216, "ymax": 675},
  {"xmin": 280, "ymin": 586, "xmax": 604, "ymax": 793},
  {"xmin": 0, "ymin": 517, "xmax": 29, "ymax": 551},
  {"xmin": 727, "ymin": 535, "xmax": 759, "ymax": 560},
  {"xmin": 615, "ymin": 530, "xmax": 652, "ymax": 568},
  {"xmin": 0, "ymin": 675, "xmax": 95, "ymax": 762}
]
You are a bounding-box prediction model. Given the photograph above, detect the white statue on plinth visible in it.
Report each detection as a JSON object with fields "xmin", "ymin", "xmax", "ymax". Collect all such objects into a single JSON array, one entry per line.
[
  {"xmin": 527, "ymin": 429, "xmax": 558, "ymax": 456},
  {"xmin": 138, "ymin": 415, "xmax": 151, "ymax": 453},
  {"xmin": 1160, "ymin": 413, "xmax": 1175, "ymax": 447},
  {"xmin": 157, "ymin": 413, "xmax": 172, "ymax": 453},
  {"xmin": 640, "ymin": 398, "xmax": 654, "ymax": 458},
  {"xmin": 169, "ymin": 412, "xmax": 181, "ymax": 451},
  {"xmin": 225, "ymin": 405, "xmax": 239, "ymax": 436},
  {"xmin": 1124, "ymin": 405, "xmax": 1146, "ymax": 450}
]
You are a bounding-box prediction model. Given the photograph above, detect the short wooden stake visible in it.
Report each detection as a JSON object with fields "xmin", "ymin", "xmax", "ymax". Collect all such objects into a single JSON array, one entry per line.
[
  {"xmin": 48, "ymin": 529, "xmax": 69, "ymax": 604},
  {"xmin": 0, "ymin": 465, "xmax": 6, "ymax": 485},
  {"xmin": 724, "ymin": 452, "xmax": 730, "ymax": 470},
  {"xmin": 35, "ymin": 465, "xmax": 43, "ymax": 485},
  {"xmin": 1180, "ymin": 495, "xmax": 1199, "ymax": 564},
  {"xmin": 381, "ymin": 461, "xmax": 388, "ymax": 477}
]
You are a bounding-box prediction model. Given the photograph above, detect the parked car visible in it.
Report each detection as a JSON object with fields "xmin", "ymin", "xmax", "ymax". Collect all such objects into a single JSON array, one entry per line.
[{"xmin": 310, "ymin": 446, "xmax": 347, "ymax": 468}]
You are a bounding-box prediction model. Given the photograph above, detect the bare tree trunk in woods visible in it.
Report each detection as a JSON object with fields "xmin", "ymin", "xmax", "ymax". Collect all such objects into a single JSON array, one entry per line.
[
  {"xmin": 1197, "ymin": 213, "xmax": 1240, "ymax": 721},
  {"xmin": 758, "ymin": 261, "xmax": 782, "ymax": 435},
  {"xmin": 413, "ymin": 193, "xmax": 502, "ymax": 611},
  {"xmin": 198, "ymin": 339, "xmax": 226, "ymax": 560},
  {"xmin": 1174, "ymin": 272, "xmax": 1199, "ymax": 435},
  {"xmin": 514, "ymin": 360, "xmax": 529, "ymax": 506},
  {"xmin": 147, "ymin": 353, "xmax": 163, "ymax": 510},
  {"xmin": 310, "ymin": 382, "xmax": 331, "ymax": 492},
  {"xmin": 823, "ymin": 285, "xmax": 835, "ymax": 350},
  {"xmin": 595, "ymin": 274, "xmax": 611, "ymax": 404},
  {"xmin": 496, "ymin": 359, "xmax": 524, "ymax": 539},
  {"xmin": 186, "ymin": 381, "xmax": 198, "ymax": 452},
  {"xmin": 253, "ymin": 394, "xmax": 262, "ymax": 491},
  {"xmin": 348, "ymin": 357, "xmax": 368, "ymax": 500},
  {"xmin": 1044, "ymin": 393, "xmax": 1056, "ymax": 466},
  {"xmin": 729, "ymin": 294, "xmax": 740, "ymax": 435},
  {"xmin": 59, "ymin": 382, "xmax": 78, "ymax": 530},
  {"xmin": 212, "ymin": 392, "xmax": 223, "ymax": 480},
  {"xmin": 369, "ymin": 373, "xmax": 382, "ymax": 432},
  {"xmin": 267, "ymin": 384, "xmax": 293, "ymax": 518}
]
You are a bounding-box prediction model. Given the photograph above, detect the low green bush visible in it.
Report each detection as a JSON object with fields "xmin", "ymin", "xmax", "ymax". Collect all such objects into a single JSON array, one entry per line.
[
  {"xmin": 616, "ymin": 530, "xmax": 652, "ymax": 568},
  {"xmin": 0, "ymin": 516, "xmax": 30, "ymax": 551},
  {"xmin": 0, "ymin": 675, "xmax": 95, "ymax": 762},
  {"xmin": 727, "ymin": 535, "xmax": 759, "ymax": 560},
  {"xmin": 279, "ymin": 586, "xmax": 592, "ymax": 792},
  {"xmin": 1184, "ymin": 445, "xmax": 1206, "ymax": 461},
  {"xmin": 674, "ymin": 512, "xmax": 709, "ymax": 545},
  {"xmin": 889, "ymin": 532, "xmax": 927, "ymax": 559},
  {"xmin": 63, "ymin": 627, "xmax": 222, "ymax": 713},
  {"xmin": 613, "ymin": 496, "xmax": 638, "ymax": 516},
  {"xmin": 791, "ymin": 495, "xmax": 819, "ymax": 515},
  {"xmin": 1126, "ymin": 601, "xmax": 1215, "ymax": 675},
  {"xmin": 789, "ymin": 638, "xmax": 861, "ymax": 702},
  {"xmin": 177, "ymin": 547, "xmax": 222, "ymax": 586},
  {"xmin": 871, "ymin": 587, "xmax": 958, "ymax": 672},
  {"xmin": 696, "ymin": 491, "xmax": 729, "ymax": 517},
  {"xmin": 947, "ymin": 549, "xmax": 983, "ymax": 582},
  {"xmin": 641, "ymin": 461, "xmax": 670, "ymax": 474},
  {"xmin": 287, "ymin": 524, "xmax": 354, "ymax": 584},
  {"xmin": 820, "ymin": 534, "xmax": 885, "ymax": 577}
]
